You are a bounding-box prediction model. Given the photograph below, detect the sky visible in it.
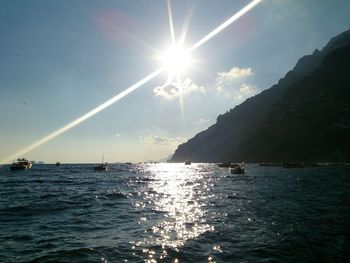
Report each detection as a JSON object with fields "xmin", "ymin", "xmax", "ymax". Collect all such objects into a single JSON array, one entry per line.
[{"xmin": 0, "ymin": 0, "xmax": 349, "ymax": 164}]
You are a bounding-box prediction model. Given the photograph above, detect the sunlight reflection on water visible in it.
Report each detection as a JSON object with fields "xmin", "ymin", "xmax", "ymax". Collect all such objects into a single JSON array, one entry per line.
[{"xmin": 132, "ymin": 163, "xmax": 214, "ymax": 254}]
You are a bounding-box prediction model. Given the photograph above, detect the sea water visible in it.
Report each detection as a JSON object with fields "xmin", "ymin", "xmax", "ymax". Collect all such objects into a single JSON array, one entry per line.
[{"xmin": 0, "ymin": 163, "xmax": 349, "ymax": 262}]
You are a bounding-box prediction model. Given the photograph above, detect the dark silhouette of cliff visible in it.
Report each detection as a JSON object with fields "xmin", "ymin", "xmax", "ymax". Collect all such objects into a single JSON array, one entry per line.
[{"xmin": 170, "ymin": 29, "xmax": 350, "ymax": 163}]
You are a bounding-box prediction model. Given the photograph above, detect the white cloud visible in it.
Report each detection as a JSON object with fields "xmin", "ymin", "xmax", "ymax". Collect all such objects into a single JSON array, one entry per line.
[
  {"xmin": 194, "ymin": 118, "xmax": 211, "ymax": 125},
  {"xmin": 140, "ymin": 134, "xmax": 187, "ymax": 146},
  {"xmin": 237, "ymin": 83, "xmax": 257, "ymax": 99},
  {"xmin": 218, "ymin": 83, "xmax": 257, "ymax": 101},
  {"xmin": 217, "ymin": 67, "xmax": 253, "ymax": 81},
  {"xmin": 153, "ymin": 78, "xmax": 205, "ymax": 100},
  {"xmin": 215, "ymin": 67, "xmax": 257, "ymax": 101}
]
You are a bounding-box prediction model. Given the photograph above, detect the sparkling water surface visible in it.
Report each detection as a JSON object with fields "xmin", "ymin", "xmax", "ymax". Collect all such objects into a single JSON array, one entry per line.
[{"xmin": 0, "ymin": 163, "xmax": 349, "ymax": 262}]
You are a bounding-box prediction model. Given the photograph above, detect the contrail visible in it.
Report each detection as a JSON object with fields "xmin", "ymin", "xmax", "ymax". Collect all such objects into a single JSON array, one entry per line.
[
  {"xmin": 189, "ymin": 0, "xmax": 261, "ymax": 52},
  {"xmin": 0, "ymin": 68, "xmax": 163, "ymax": 164},
  {"xmin": 1, "ymin": 0, "xmax": 262, "ymax": 164}
]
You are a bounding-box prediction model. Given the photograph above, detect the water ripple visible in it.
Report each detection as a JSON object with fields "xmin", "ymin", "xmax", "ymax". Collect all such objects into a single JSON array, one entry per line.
[{"xmin": 0, "ymin": 163, "xmax": 349, "ymax": 262}]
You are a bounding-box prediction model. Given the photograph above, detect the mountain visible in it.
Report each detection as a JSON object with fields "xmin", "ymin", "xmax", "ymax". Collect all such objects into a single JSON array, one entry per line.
[
  {"xmin": 170, "ymin": 30, "xmax": 350, "ymax": 163},
  {"xmin": 158, "ymin": 154, "xmax": 174, "ymax": 163}
]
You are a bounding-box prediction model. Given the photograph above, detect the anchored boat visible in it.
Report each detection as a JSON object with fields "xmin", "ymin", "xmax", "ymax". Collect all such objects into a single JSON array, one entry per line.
[
  {"xmin": 94, "ymin": 154, "xmax": 108, "ymax": 171},
  {"xmin": 10, "ymin": 158, "xmax": 32, "ymax": 171},
  {"xmin": 230, "ymin": 162, "xmax": 245, "ymax": 174}
]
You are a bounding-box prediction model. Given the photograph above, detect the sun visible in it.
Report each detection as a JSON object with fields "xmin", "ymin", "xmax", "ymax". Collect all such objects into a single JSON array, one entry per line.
[{"xmin": 160, "ymin": 45, "xmax": 192, "ymax": 76}]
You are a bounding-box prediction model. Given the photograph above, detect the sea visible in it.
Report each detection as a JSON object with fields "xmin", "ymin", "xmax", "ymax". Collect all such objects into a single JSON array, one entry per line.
[{"xmin": 0, "ymin": 163, "xmax": 349, "ymax": 263}]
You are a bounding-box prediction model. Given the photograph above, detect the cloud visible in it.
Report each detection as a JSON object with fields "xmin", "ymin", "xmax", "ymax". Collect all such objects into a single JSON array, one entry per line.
[
  {"xmin": 215, "ymin": 67, "xmax": 257, "ymax": 101},
  {"xmin": 237, "ymin": 83, "xmax": 257, "ymax": 99},
  {"xmin": 115, "ymin": 133, "xmax": 121, "ymax": 137},
  {"xmin": 194, "ymin": 118, "xmax": 211, "ymax": 125},
  {"xmin": 217, "ymin": 83, "xmax": 257, "ymax": 100},
  {"xmin": 153, "ymin": 78, "xmax": 205, "ymax": 100},
  {"xmin": 140, "ymin": 134, "xmax": 187, "ymax": 146},
  {"xmin": 217, "ymin": 67, "xmax": 253, "ymax": 81}
]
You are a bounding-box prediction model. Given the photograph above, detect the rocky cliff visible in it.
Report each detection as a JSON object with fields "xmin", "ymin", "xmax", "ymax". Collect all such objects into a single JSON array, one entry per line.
[{"xmin": 170, "ymin": 30, "xmax": 350, "ymax": 162}]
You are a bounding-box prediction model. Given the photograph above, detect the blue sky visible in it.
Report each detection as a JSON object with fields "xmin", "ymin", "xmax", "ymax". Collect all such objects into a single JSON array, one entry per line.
[{"xmin": 0, "ymin": 0, "xmax": 349, "ymax": 163}]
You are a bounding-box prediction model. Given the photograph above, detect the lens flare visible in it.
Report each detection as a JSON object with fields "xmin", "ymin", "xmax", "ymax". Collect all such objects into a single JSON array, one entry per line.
[
  {"xmin": 1, "ymin": 0, "xmax": 262, "ymax": 164},
  {"xmin": 161, "ymin": 45, "xmax": 192, "ymax": 75},
  {"xmin": 0, "ymin": 68, "xmax": 163, "ymax": 164},
  {"xmin": 189, "ymin": 0, "xmax": 261, "ymax": 52},
  {"xmin": 167, "ymin": 0, "xmax": 176, "ymax": 45}
]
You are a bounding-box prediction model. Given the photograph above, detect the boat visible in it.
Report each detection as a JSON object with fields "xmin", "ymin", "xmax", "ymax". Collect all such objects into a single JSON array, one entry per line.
[
  {"xmin": 230, "ymin": 162, "xmax": 245, "ymax": 174},
  {"xmin": 217, "ymin": 162, "xmax": 231, "ymax": 168},
  {"xmin": 10, "ymin": 158, "xmax": 32, "ymax": 171},
  {"xmin": 94, "ymin": 154, "xmax": 108, "ymax": 171},
  {"xmin": 184, "ymin": 160, "xmax": 191, "ymax": 165},
  {"xmin": 94, "ymin": 163, "xmax": 108, "ymax": 171},
  {"xmin": 56, "ymin": 162, "xmax": 61, "ymax": 166}
]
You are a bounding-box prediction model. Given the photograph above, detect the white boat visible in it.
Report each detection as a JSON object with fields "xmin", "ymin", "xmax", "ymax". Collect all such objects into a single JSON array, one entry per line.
[
  {"xmin": 230, "ymin": 162, "xmax": 245, "ymax": 174},
  {"xmin": 10, "ymin": 158, "xmax": 32, "ymax": 171}
]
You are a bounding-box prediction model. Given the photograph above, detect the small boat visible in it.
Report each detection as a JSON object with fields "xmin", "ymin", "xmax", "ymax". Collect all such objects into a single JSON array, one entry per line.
[
  {"xmin": 94, "ymin": 154, "xmax": 108, "ymax": 171},
  {"xmin": 283, "ymin": 162, "xmax": 305, "ymax": 168},
  {"xmin": 10, "ymin": 158, "xmax": 32, "ymax": 171},
  {"xmin": 217, "ymin": 162, "xmax": 231, "ymax": 168},
  {"xmin": 230, "ymin": 162, "xmax": 245, "ymax": 174},
  {"xmin": 184, "ymin": 160, "xmax": 191, "ymax": 165},
  {"xmin": 56, "ymin": 162, "xmax": 61, "ymax": 166},
  {"xmin": 94, "ymin": 163, "xmax": 108, "ymax": 171}
]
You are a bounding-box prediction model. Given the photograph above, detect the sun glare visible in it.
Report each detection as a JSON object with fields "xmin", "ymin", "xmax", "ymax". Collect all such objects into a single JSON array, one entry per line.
[
  {"xmin": 1, "ymin": 0, "xmax": 262, "ymax": 164},
  {"xmin": 160, "ymin": 45, "xmax": 192, "ymax": 75}
]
